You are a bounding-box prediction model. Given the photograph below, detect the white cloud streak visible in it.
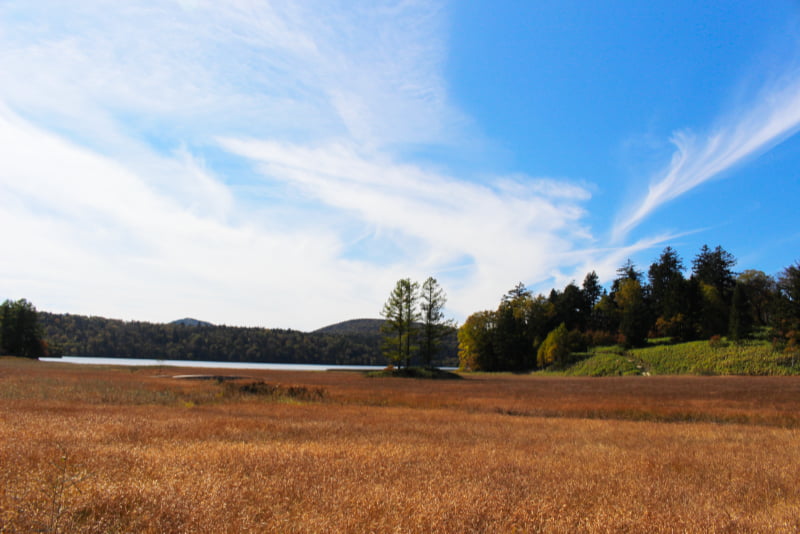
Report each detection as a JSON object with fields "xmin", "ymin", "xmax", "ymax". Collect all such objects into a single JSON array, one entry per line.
[
  {"xmin": 0, "ymin": 0, "xmax": 461, "ymax": 149},
  {"xmin": 219, "ymin": 138, "xmax": 593, "ymax": 313},
  {"xmin": 0, "ymin": 104, "xmax": 350, "ymax": 327},
  {"xmin": 0, "ymin": 1, "xmax": 600, "ymax": 328},
  {"xmin": 614, "ymin": 71, "xmax": 800, "ymax": 241}
]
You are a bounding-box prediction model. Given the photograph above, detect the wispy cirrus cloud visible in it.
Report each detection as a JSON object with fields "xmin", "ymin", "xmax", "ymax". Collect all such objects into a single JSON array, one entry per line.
[
  {"xmin": 613, "ymin": 69, "xmax": 800, "ymax": 241},
  {"xmin": 0, "ymin": 103, "xmax": 358, "ymax": 328},
  {"xmin": 219, "ymin": 137, "xmax": 593, "ymax": 312},
  {"xmin": 0, "ymin": 1, "xmax": 600, "ymax": 328},
  {"xmin": 0, "ymin": 0, "xmax": 460, "ymax": 150}
]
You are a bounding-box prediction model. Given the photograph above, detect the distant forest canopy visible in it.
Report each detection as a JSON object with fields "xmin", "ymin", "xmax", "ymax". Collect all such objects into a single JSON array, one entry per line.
[
  {"xmin": 36, "ymin": 313, "xmax": 459, "ymax": 367},
  {"xmin": 458, "ymin": 245, "xmax": 800, "ymax": 372}
]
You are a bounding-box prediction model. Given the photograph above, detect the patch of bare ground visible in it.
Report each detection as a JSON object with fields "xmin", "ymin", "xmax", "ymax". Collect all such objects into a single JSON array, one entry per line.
[{"xmin": 2, "ymin": 358, "xmax": 800, "ymax": 532}]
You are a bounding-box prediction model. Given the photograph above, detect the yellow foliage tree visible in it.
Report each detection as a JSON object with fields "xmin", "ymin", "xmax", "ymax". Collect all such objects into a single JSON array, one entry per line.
[{"xmin": 537, "ymin": 323, "xmax": 570, "ymax": 368}]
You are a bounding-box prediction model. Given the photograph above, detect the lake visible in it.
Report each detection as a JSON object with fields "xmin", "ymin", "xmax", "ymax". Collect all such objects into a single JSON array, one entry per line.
[{"xmin": 39, "ymin": 356, "xmax": 387, "ymax": 372}]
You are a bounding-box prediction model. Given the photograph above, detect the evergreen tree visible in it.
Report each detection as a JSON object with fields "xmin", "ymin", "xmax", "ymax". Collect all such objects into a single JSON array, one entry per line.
[
  {"xmin": 777, "ymin": 262, "xmax": 800, "ymax": 318},
  {"xmin": 526, "ymin": 294, "xmax": 557, "ymax": 352},
  {"xmin": 728, "ymin": 283, "xmax": 751, "ymax": 342},
  {"xmin": 697, "ymin": 282, "xmax": 727, "ymax": 337},
  {"xmin": 616, "ymin": 279, "xmax": 649, "ymax": 347},
  {"xmin": 611, "ymin": 259, "xmax": 643, "ymax": 295},
  {"xmin": 648, "ymin": 247, "xmax": 688, "ymax": 321},
  {"xmin": 692, "ymin": 245, "xmax": 737, "ymax": 300},
  {"xmin": 553, "ymin": 282, "xmax": 587, "ymax": 331},
  {"xmin": 582, "ymin": 271, "xmax": 603, "ymax": 309},
  {"xmin": 380, "ymin": 278, "xmax": 420, "ymax": 368},
  {"xmin": 775, "ymin": 261, "xmax": 800, "ymax": 336},
  {"xmin": 0, "ymin": 299, "xmax": 45, "ymax": 358},
  {"xmin": 495, "ymin": 283, "xmax": 534, "ymax": 371},
  {"xmin": 590, "ymin": 292, "xmax": 620, "ymax": 334},
  {"xmin": 691, "ymin": 245, "xmax": 737, "ymax": 336},
  {"xmin": 736, "ymin": 270, "xmax": 776, "ymax": 326},
  {"xmin": 419, "ymin": 277, "xmax": 453, "ymax": 368}
]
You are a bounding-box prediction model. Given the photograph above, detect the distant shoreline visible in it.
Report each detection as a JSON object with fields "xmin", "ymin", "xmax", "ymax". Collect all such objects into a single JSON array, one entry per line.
[{"xmin": 39, "ymin": 356, "xmax": 387, "ymax": 372}]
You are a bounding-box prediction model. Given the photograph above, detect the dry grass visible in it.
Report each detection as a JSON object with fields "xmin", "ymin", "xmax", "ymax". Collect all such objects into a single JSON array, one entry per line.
[{"xmin": 2, "ymin": 357, "xmax": 800, "ymax": 532}]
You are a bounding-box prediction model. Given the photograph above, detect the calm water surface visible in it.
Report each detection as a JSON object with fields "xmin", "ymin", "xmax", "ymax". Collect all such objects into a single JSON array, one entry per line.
[{"xmin": 39, "ymin": 356, "xmax": 386, "ymax": 372}]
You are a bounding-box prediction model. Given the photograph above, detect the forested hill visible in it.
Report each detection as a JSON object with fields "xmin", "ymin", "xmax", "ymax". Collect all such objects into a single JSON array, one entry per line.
[
  {"xmin": 38, "ymin": 313, "xmax": 458, "ymax": 367},
  {"xmin": 314, "ymin": 318, "xmax": 386, "ymax": 336},
  {"xmin": 171, "ymin": 318, "xmax": 214, "ymax": 327}
]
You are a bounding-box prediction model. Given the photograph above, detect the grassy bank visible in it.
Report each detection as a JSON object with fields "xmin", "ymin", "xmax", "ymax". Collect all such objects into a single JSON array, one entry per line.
[{"xmin": 559, "ymin": 338, "xmax": 797, "ymax": 377}]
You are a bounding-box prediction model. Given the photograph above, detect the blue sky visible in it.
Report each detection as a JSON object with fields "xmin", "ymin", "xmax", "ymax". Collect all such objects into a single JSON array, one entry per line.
[{"xmin": 1, "ymin": 1, "xmax": 799, "ymax": 330}]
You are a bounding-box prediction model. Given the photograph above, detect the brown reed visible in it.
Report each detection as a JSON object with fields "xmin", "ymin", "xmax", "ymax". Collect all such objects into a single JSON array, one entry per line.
[{"xmin": 2, "ymin": 357, "xmax": 800, "ymax": 532}]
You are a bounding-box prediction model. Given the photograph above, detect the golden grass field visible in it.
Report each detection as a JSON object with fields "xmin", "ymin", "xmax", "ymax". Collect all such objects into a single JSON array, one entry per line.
[{"xmin": 2, "ymin": 357, "xmax": 800, "ymax": 533}]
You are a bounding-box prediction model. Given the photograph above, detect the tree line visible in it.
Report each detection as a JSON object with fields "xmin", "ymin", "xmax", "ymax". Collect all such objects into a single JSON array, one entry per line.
[
  {"xmin": 8, "ymin": 311, "xmax": 459, "ymax": 366},
  {"xmin": 5, "ymin": 244, "xmax": 797, "ymax": 373},
  {"xmin": 458, "ymin": 245, "xmax": 800, "ymax": 372}
]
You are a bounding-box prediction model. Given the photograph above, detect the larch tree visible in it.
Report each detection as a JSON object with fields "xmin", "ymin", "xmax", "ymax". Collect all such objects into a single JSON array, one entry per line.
[
  {"xmin": 380, "ymin": 278, "xmax": 420, "ymax": 368},
  {"xmin": 419, "ymin": 277, "xmax": 453, "ymax": 368},
  {"xmin": 611, "ymin": 259, "xmax": 643, "ymax": 296}
]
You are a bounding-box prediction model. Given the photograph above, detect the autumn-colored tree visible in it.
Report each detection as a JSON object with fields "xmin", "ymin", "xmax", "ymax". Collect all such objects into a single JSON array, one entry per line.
[
  {"xmin": 457, "ymin": 310, "xmax": 496, "ymax": 371},
  {"xmin": 610, "ymin": 259, "xmax": 643, "ymax": 297},
  {"xmin": 537, "ymin": 323, "xmax": 570, "ymax": 368}
]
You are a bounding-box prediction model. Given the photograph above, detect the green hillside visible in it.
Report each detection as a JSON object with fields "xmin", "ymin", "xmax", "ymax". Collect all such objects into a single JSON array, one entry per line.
[{"xmin": 557, "ymin": 337, "xmax": 798, "ymax": 377}]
